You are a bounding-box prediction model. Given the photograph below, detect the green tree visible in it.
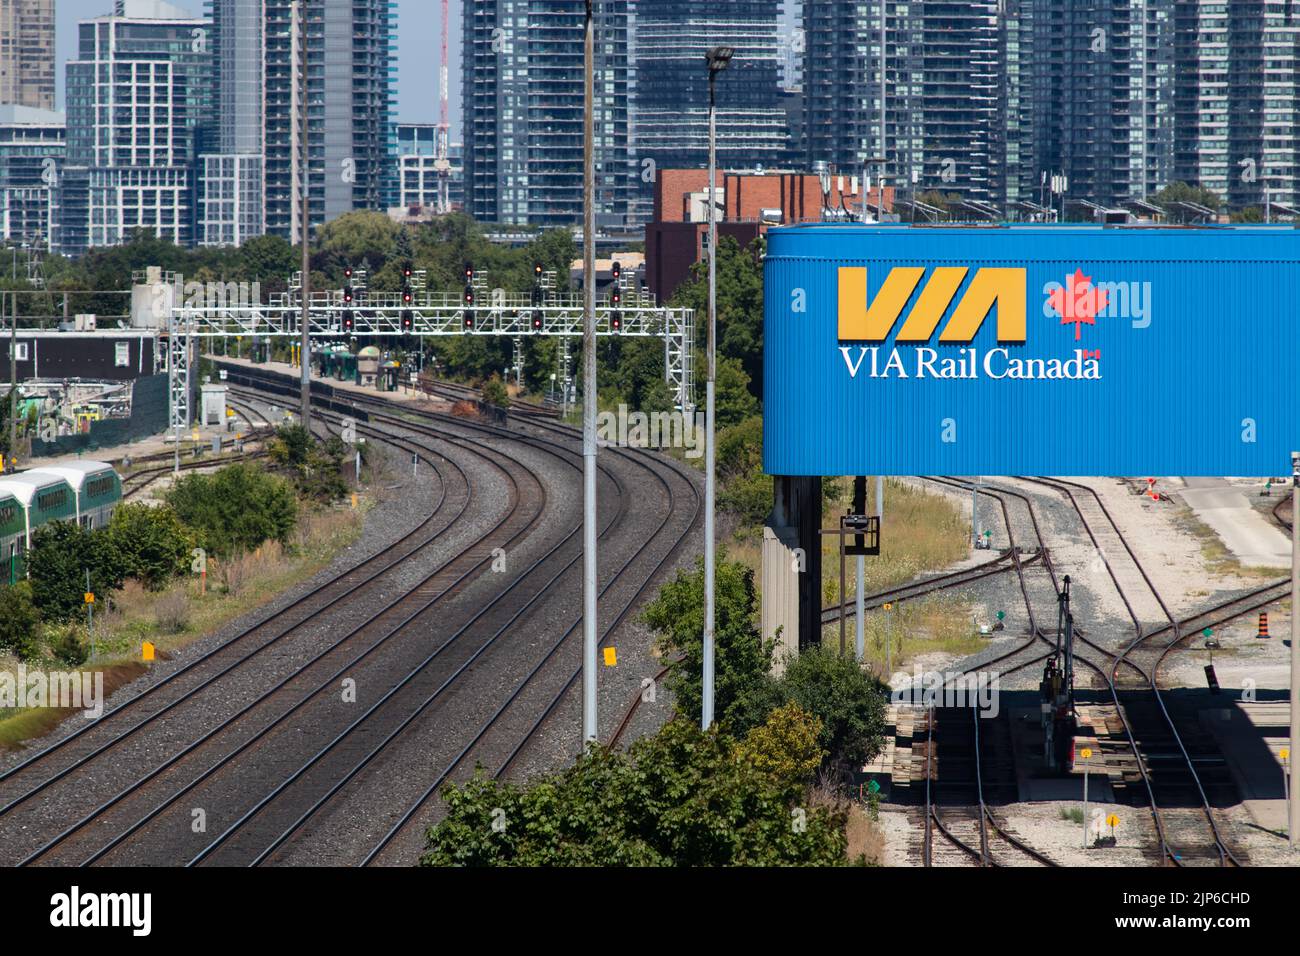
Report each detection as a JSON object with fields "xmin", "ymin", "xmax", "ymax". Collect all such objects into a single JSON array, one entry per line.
[
  {"xmin": 914, "ymin": 190, "xmax": 962, "ymax": 215},
  {"xmin": 265, "ymin": 423, "xmax": 349, "ymax": 502},
  {"xmin": 267, "ymin": 422, "xmax": 315, "ymax": 468},
  {"xmin": 317, "ymin": 211, "xmax": 403, "ymax": 272},
  {"xmin": 671, "ymin": 235, "xmax": 766, "ymax": 399},
  {"xmin": 0, "ymin": 580, "xmax": 41, "ymax": 661},
  {"xmin": 642, "ymin": 554, "xmax": 774, "ymax": 730},
  {"xmin": 421, "ymin": 717, "xmax": 848, "ymax": 866},
  {"xmin": 774, "ymin": 645, "xmax": 890, "ymax": 776},
  {"xmin": 165, "ymin": 462, "xmax": 297, "ymax": 557},
  {"xmin": 717, "ymin": 415, "xmax": 772, "ymax": 527},
  {"xmin": 235, "ymin": 234, "xmax": 298, "ymax": 284},
  {"xmin": 107, "ymin": 503, "xmax": 193, "ymax": 590},
  {"xmin": 716, "ymin": 355, "xmax": 759, "ymax": 428},
  {"xmin": 1150, "ymin": 181, "xmax": 1223, "ymax": 222},
  {"xmin": 27, "ymin": 523, "xmax": 127, "ymax": 622}
]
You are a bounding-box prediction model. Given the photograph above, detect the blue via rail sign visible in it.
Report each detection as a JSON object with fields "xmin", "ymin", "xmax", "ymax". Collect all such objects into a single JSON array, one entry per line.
[{"xmin": 763, "ymin": 225, "xmax": 1300, "ymax": 477}]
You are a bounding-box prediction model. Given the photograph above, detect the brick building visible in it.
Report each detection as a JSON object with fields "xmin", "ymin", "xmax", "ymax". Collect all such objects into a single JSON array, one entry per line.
[{"xmin": 644, "ymin": 169, "xmax": 893, "ymax": 301}]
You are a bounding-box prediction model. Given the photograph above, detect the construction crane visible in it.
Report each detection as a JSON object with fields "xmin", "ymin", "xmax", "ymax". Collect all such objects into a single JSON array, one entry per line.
[{"xmin": 433, "ymin": 0, "xmax": 452, "ymax": 215}]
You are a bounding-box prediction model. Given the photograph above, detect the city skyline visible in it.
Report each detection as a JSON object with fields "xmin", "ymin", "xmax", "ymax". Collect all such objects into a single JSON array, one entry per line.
[{"xmin": 53, "ymin": 0, "xmax": 461, "ymax": 131}]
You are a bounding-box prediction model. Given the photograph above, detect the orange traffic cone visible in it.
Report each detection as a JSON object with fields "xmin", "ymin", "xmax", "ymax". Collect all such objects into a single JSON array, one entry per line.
[{"xmin": 1258, "ymin": 612, "xmax": 1270, "ymax": 639}]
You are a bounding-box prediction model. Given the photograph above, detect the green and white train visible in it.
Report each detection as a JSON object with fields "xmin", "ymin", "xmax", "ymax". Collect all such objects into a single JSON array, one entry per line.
[{"xmin": 0, "ymin": 461, "xmax": 122, "ymax": 584}]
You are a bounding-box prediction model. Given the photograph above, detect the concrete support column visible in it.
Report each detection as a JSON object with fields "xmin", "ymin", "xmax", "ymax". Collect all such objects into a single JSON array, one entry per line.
[{"xmin": 762, "ymin": 475, "xmax": 822, "ymax": 666}]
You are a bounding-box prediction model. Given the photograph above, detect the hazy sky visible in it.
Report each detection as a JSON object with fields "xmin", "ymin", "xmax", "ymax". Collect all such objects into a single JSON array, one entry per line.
[{"xmin": 54, "ymin": 0, "xmax": 463, "ymax": 133}]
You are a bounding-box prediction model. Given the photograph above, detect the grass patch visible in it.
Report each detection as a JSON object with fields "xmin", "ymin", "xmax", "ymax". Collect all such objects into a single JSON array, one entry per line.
[
  {"xmin": 1059, "ymin": 806, "xmax": 1084, "ymax": 824},
  {"xmin": 821, "ymin": 593, "xmax": 985, "ymax": 674},
  {"xmin": 820, "ymin": 477, "xmax": 969, "ymax": 602},
  {"xmin": 0, "ymin": 501, "xmax": 366, "ymax": 752}
]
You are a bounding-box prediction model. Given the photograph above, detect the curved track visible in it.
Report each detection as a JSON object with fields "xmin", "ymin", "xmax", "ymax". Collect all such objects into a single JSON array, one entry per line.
[{"xmin": 2, "ymin": 396, "xmax": 567, "ymax": 866}]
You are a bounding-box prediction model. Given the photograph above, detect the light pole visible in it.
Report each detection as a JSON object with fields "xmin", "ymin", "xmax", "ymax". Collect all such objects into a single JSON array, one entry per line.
[
  {"xmin": 1291, "ymin": 451, "xmax": 1299, "ymax": 848},
  {"xmin": 581, "ymin": 0, "xmax": 599, "ymax": 743},
  {"xmin": 7, "ymin": 290, "xmax": 14, "ymax": 471},
  {"xmin": 295, "ymin": 0, "xmax": 312, "ymax": 430},
  {"xmin": 702, "ymin": 45, "xmax": 733, "ymax": 730}
]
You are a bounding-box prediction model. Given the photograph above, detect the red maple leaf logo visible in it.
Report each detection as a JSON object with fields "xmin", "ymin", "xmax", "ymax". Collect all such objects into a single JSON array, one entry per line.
[{"xmin": 1047, "ymin": 269, "xmax": 1109, "ymax": 340}]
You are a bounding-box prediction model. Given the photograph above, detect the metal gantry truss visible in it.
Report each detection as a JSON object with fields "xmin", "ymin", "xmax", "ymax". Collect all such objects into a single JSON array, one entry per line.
[
  {"xmin": 171, "ymin": 290, "xmax": 697, "ymax": 412},
  {"xmin": 167, "ymin": 306, "xmax": 191, "ymax": 430}
]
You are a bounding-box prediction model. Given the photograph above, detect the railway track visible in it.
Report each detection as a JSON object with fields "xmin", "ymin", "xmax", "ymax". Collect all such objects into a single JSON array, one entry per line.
[
  {"xmin": 1017, "ymin": 477, "xmax": 1249, "ymax": 866},
  {"xmin": 219, "ymin": 373, "xmax": 701, "ymax": 864},
  {"xmin": 117, "ymin": 404, "xmax": 274, "ymax": 499},
  {"xmin": 0, "ymin": 387, "xmax": 592, "ymax": 866},
  {"xmin": 419, "ymin": 376, "xmax": 560, "ymax": 419},
  {"xmin": 913, "ymin": 476, "xmax": 1279, "ymax": 866},
  {"xmin": 917, "ymin": 704, "xmax": 1057, "ymax": 868},
  {"xmin": 121, "ymin": 451, "xmax": 266, "ymax": 499},
  {"xmin": 202, "ymin": 366, "xmax": 699, "ymax": 865},
  {"xmin": 819, "ymin": 548, "xmax": 1042, "ymax": 626}
]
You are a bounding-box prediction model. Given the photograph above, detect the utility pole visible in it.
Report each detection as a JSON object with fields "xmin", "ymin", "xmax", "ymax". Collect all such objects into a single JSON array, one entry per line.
[
  {"xmin": 854, "ymin": 476, "xmax": 866, "ymax": 661},
  {"xmin": 9, "ymin": 291, "xmax": 15, "ymax": 470},
  {"xmin": 581, "ymin": 0, "xmax": 599, "ymax": 744},
  {"xmin": 295, "ymin": 0, "xmax": 312, "ymax": 430},
  {"xmin": 1291, "ymin": 451, "xmax": 1299, "ymax": 848},
  {"xmin": 703, "ymin": 46, "xmax": 733, "ymax": 729}
]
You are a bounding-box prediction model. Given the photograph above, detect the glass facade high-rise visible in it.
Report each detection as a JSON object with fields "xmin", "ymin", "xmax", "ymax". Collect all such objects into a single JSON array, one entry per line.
[
  {"xmin": 262, "ymin": 0, "xmax": 396, "ymax": 240},
  {"xmin": 464, "ymin": 0, "xmax": 631, "ymax": 229},
  {"xmin": 803, "ymin": 0, "xmax": 1027, "ymax": 209},
  {"xmin": 1031, "ymin": 0, "xmax": 1176, "ymax": 209},
  {"xmin": 801, "ymin": 0, "xmax": 1300, "ymax": 216},
  {"xmin": 0, "ymin": 0, "xmax": 55, "ymax": 111},
  {"xmin": 199, "ymin": 0, "xmax": 265, "ymax": 246},
  {"xmin": 1174, "ymin": 1, "xmax": 1300, "ymax": 211},
  {"xmin": 632, "ymin": 1, "xmax": 788, "ymax": 226},
  {"xmin": 0, "ymin": 104, "xmax": 62, "ymax": 249},
  {"xmin": 59, "ymin": 0, "xmax": 212, "ymax": 256}
]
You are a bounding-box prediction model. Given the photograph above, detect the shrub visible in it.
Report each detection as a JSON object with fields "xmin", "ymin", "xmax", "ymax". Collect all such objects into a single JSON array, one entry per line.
[
  {"xmin": 736, "ymin": 702, "xmax": 825, "ymax": 787},
  {"xmin": 0, "ymin": 581, "xmax": 42, "ymax": 661},
  {"xmin": 774, "ymin": 645, "xmax": 890, "ymax": 776},
  {"xmin": 27, "ymin": 523, "xmax": 127, "ymax": 622},
  {"xmin": 152, "ymin": 590, "xmax": 190, "ymax": 634},
  {"xmin": 107, "ymin": 503, "xmax": 193, "ymax": 590},
  {"xmin": 421, "ymin": 718, "xmax": 847, "ymax": 867},
  {"xmin": 268, "ymin": 424, "xmax": 349, "ymax": 502},
  {"xmin": 49, "ymin": 625, "xmax": 88, "ymax": 666},
  {"xmin": 481, "ymin": 374, "xmax": 510, "ymax": 409},
  {"xmin": 165, "ymin": 462, "xmax": 297, "ymax": 558}
]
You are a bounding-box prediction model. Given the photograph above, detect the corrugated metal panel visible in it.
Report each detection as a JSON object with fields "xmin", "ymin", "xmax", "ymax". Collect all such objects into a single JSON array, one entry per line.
[{"xmin": 763, "ymin": 225, "xmax": 1300, "ymax": 476}]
